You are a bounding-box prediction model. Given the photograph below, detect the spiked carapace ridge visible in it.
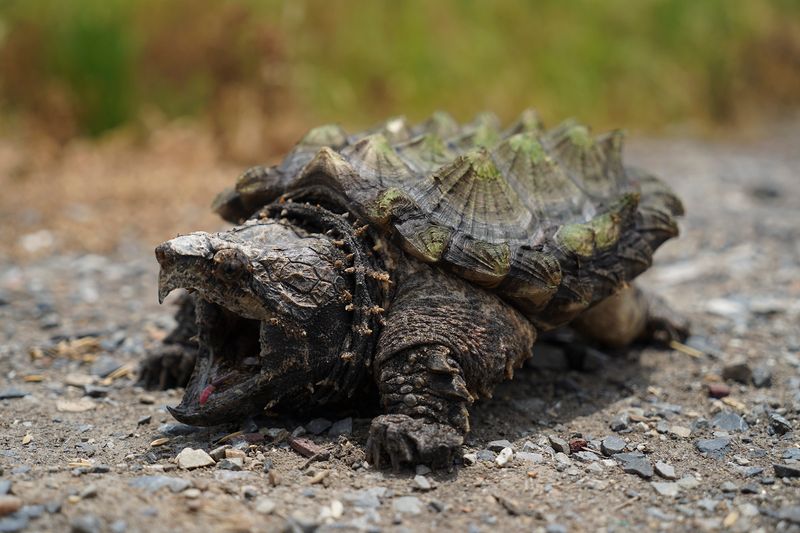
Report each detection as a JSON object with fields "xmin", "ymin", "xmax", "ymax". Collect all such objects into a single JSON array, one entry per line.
[{"xmin": 213, "ymin": 110, "xmax": 683, "ymax": 329}]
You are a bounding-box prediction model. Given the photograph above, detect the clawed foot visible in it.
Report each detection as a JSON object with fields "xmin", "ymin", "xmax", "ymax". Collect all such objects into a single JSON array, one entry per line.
[
  {"xmin": 366, "ymin": 414, "xmax": 463, "ymax": 471},
  {"xmin": 644, "ymin": 293, "xmax": 690, "ymax": 345},
  {"xmin": 138, "ymin": 344, "xmax": 197, "ymax": 390}
]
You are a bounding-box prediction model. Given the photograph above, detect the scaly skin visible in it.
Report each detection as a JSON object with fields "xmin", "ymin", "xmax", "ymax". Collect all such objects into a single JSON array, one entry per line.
[{"xmin": 140, "ymin": 202, "xmax": 687, "ymax": 469}]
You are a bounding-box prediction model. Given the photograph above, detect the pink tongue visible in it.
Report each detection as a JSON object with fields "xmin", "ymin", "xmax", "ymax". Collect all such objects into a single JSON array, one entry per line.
[{"xmin": 199, "ymin": 384, "xmax": 216, "ymax": 405}]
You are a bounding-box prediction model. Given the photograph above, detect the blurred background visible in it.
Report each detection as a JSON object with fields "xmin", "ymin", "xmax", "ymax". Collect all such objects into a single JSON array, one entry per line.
[{"xmin": 1, "ymin": 0, "xmax": 799, "ymax": 260}]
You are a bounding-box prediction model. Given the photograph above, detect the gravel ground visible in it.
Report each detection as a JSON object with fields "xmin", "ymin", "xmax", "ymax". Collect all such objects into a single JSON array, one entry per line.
[{"xmin": 1, "ymin": 126, "xmax": 799, "ymax": 532}]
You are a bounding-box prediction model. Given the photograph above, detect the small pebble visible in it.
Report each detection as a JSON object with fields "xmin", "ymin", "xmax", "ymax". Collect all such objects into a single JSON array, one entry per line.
[
  {"xmin": 655, "ymin": 462, "xmax": 677, "ymax": 480},
  {"xmin": 695, "ymin": 437, "xmax": 731, "ymax": 459},
  {"xmin": 651, "ymin": 482, "xmax": 679, "ymax": 497},
  {"xmin": 707, "ymin": 382, "xmax": 731, "ymax": 399},
  {"xmin": 328, "ymin": 417, "xmax": 352, "ymax": 437},
  {"xmin": 412, "ymin": 475, "xmax": 432, "ymax": 491},
  {"xmin": 721, "ymin": 360, "xmax": 752, "ymax": 384},
  {"xmin": 176, "ymin": 448, "xmax": 215, "ymax": 470},
  {"xmin": 548, "ymin": 435, "xmax": 570, "ymax": 454},
  {"xmin": 305, "ymin": 418, "xmax": 332, "ymax": 435},
  {"xmin": 773, "ymin": 464, "xmax": 800, "ymax": 478},
  {"xmin": 614, "ymin": 452, "xmax": 653, "ymax": 479},
  {"xmin": 393, "ymin": 496, "xmax": 422, "ymax": 515},
  {"xmin": 601, "ymin": 435, "xmax": 626, "ymax": 456},
  {"xmin": 495, "ymin": 447, "xmax": 513, "ymax": 467},
  {"xmin": 751, "ymin": 367, "xmax": 772, "ymax": 388},
  {"xmin": 70, "ymin": 514, "xmax": 102, "ymax": 533},
  {"xmin": 255, "ymin": 497, "xmax": 276, "ymax": 515},
  {"xmin": 769, "ymin": 413, "xmax": 792, "ymax": 435}
]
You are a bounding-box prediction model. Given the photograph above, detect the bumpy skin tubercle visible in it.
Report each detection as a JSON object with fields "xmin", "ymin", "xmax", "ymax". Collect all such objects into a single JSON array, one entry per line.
[{"xmin": 140, "ymin": 110, "xmax": 689, "ymax": 469}]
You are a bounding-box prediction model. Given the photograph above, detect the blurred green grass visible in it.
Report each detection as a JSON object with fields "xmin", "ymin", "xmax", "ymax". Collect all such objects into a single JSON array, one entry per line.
[{"xmin": 1, "ymin": 0, "xmax": 799, "ymax": 141}]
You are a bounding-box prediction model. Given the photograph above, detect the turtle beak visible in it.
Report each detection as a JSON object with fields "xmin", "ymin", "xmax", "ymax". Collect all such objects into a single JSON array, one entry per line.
[{"xmin": 155, "ymin": 234, "xmax": 214, "ymax": 304}]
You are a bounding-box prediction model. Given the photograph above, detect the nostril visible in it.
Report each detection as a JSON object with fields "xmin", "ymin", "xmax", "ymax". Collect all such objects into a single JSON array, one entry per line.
[{"xmin": 154, "ymin": 244, "xmax": 170, "ymax": 266}]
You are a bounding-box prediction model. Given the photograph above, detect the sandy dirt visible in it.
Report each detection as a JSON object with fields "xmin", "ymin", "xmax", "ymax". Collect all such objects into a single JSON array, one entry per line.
[{"xmin": 1, "ymin": 123, "xmax": 799, "ymax": 532}]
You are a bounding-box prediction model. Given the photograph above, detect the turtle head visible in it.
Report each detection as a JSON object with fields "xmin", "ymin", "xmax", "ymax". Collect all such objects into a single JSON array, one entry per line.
[{"xmin": 155, "ymin": 218, "xmax": 354, "ymax": 426}]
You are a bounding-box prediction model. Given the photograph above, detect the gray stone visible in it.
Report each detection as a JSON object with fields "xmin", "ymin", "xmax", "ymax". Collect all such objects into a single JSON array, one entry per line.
[
  {"xmin": 601, "ymin": 435, "xmax": 626, "ymax": 456},
  {"xmin": 476, "ymin": 450, "xmax": 496, "ymax": 462},
  {"xmin": 20, "ymin": 505, "xmax": 43, "ymax": 519},
  {"xmin": 0, "ymin": 515, "xmax": 29, "ymax": 533},
  {"xmin": 216, "ymin": 459, "xmax": 242, "ymax": 471},
  {"xmin": 610, "ymin": 416, "xmax": 628, "ymax": 432},
  {"xmin": 255, "ymin": 497, "xmax": 276, "ymax": 515},
  {"xmin": 128, "ymin": 476, "xmax": 191, "ymax": 493},
  {"xmin": 615, "ymin": 453, "xmax": 653, "ymax": 479},
  {"xmin": 695, "ymin": 437, "xmax": 731, "ymax": 459},
  {"xmin": 71, "ymin": 514, "xmax": 102, "ymax": 533},
  {"xmin": 0, "ymin": 481, "xmax": 9, "ymax": 496},
  {"xmin": 751, "ymin": 367, "xmax": 772, "ymax": 388},
  {"xmin": 655, "ymin": 462, "xmax": 677, "ymax": 480},
  {"xmin": 343, "ymin": 487, "xmax": 386, "ymax": 509},
  {"xmin": 305, "ymin": 418, "xmax": 332, "ymax": 435},
  {"xmin": 176, "ymin": 448, "xmax": 215, "ymax": 470},
  {"xmin": 110, "ymin": 520, "xmax": 127, "ymax": 533},
  {"xmin": 412, "ymin": 475, "xmax": 432, "ymax": 491},
  {"xmin": 783, "ymin": 448, "xmax": 800, "ymax": 460},
  {"xmin": 720, "ymin": 481, "xmax": 738, "ymax": 492},
  {"xmin": 721, "ymin": 360, "xmax": 752, "ymax": 384},
  {"xmin": 0, "ymin": 390, "xmax": 28, "ymax": 401},
  {"xmin": 651, "ymin": 482, "xmax": 679, "ymax": 497},
  {"xmin": 777, "ymin": 506, "xmax": 800, "ymax": 525},
  {"xmin": 676, "ymin": 476, "xmax": 700, "ymax": 489},
  {"xmin": 573, "ymin": 451, "xmax": 599, "ymax": 463},
  {"xmin": 393, "ymin": 496, "xmax": 422, "ymax": 515},
  {"xmin": 329, "ymin": 417, "xmax": 352, "ymax": 437},
  {"xmin": 711, "ymin": 411, "xmax": 748, "ymax": 432},
  {"xmin": 769, "ymin": 413, "xmax": 792, "ymax": 435},
  {"xmin": 89, "ymin": 355, "xmax": 122, "ymax": 378},
  {"xmin": 487, "ymin": 439, "xmax": 513, "ymax": 452},
  {"xmin": 773, "ymin": 463, "xmax": 800, "ymax": 478},
  {"xmin": 548, "ymin": 435, "xmax": 570, "ymax": 454},
  {"xmin": 515, "ymin": 452, "xmax": 544, "ymax": 464}
]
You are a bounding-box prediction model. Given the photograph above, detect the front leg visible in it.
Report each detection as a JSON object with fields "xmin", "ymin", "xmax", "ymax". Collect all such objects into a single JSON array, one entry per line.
[{"xmin": 366, "ymin": 263, "xmax": 535, "ymax": 470}]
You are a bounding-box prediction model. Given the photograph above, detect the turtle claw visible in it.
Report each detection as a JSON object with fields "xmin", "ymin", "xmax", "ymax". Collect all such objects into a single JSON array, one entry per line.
[{"xmin": 365, "ymin": 414, "xmax": 463, "ymax": 471}]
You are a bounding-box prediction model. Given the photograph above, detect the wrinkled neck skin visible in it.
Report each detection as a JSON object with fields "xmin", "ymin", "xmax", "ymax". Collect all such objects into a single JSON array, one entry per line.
[{"xmin": 157, "ymin": 203, "xmax": 390, "ymax": 426}]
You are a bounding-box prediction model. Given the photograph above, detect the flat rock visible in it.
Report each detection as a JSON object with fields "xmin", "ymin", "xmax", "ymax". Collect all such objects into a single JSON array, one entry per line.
[
  {"xmin": 328, "ymin": 417, "xmax": 352, "ymax": 437},
  {"xmin": 601, "ymin": 435, "xmax": 626, "ymax": 456},
  {"xmin": 393, "ymin": 496, "xmax": 422, "ymax": 515},
  {"xmin": 0, "ymin": 390, "xmax": 28, "ymax": 401},
  {"xmin": 669, "ymin": 425, "xmax": 692, "ymax": 438},
  {"xmin": 515, "ymin": 452, "xmax": 544, "ymax": 464},
  {"xmin": 128, "ymin": 476, "xmax": 191, "ymax": 493},
  {"xmin": 548, "ymin": 435, "xmax": 570, "ymax": 454},
  {"xmin": 176, "ymin": 448, "xmax": 215, "ymax": 470},
  {"xmin": 769, "ymin": 413, "xmax": 792, "ymax": 435},
  {"xmin": 711, "ymin": 411, "xmax": 748, "ymax": 432},
  {"xmin": 651, "ymin": 482, "xmax": 680, "ymax": 497},
  {"xmin": 773, "ymin": 464, "xmax": 800, "ymax": 478},
  {"xmin": 614, "ymin": 453, "xmax": 653, "ymax": 479},
  {"xmin": 305, "ymin": 418, "xmax": 332, "ymax": 435},
  {"xmin": 487, "ymin": 439, "xmax": 513, "ymax": 452},
  {"xmin": 695, "ymin": 437, "xmax": 731, "ymax": 459},
  {"xmin": 655, "ymin": 462, "xmax": 677, "ymax": 480},
  {"xmin": 412, "ymin": 475, "xmax": 432, "ymax": 491},
  {"xmin": 751, "ymin": 366, "xmax": 772, "ymax": 388},
  {"xmin": 254, "ymin": 497, "xmax": 276, "ymax": 515},
  {"xmin": 56, "ymin": 398, "xmax": 96, "ymax": 412}
]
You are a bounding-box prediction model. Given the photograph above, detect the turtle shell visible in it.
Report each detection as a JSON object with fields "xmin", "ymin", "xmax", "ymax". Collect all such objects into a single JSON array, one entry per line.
[{"xmin": 213, "ymin": 110, "xmax": 683, "ymax": 329}]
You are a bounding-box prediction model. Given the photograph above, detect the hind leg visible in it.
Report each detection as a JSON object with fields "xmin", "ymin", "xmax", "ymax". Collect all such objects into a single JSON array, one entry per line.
[
  {"xmin": 139, "ymin": 293, "xmax": 199, "ymax": 389},
  {"xmin": 572, "ymin": 284, "xmax": 689, "ymax": 347}
]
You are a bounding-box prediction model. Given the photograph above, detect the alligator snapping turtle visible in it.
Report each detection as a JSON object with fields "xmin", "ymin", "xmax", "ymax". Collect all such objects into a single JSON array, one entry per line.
[{"xmin": 141, "ymin": 110, "xmax": 688, "ymax": 468}]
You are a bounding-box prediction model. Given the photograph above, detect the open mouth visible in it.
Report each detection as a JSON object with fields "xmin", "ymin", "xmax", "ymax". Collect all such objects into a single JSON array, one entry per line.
[{"xmin": 166, "ymin": 298, "xmax": 274, "ymax": 426}]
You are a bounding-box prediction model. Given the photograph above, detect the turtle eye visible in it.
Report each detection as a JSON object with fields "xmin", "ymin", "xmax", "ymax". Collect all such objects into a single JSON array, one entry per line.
[{"xmin": 213, "ymin": 249, "xmax": 248, "ymax": 281}]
